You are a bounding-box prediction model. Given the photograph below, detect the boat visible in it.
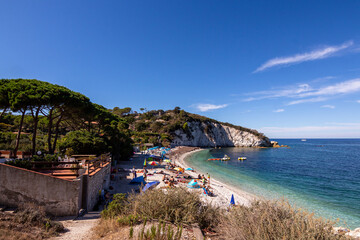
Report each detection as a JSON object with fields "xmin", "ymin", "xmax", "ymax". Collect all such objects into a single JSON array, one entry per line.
[
  {"xmin": 208, "ymin": 158, "xmax": 221, "ymax": 161},
  {"xmin": 301, "ymin": 139, "xmax": 307, "ymax": 142},
  {"xmin": 221, "ymin": 154, "xmax": 230, "ymax": 161},
  {"xmin": 238, "ymin": 157, "xmax": 247, "ymax": 161}
]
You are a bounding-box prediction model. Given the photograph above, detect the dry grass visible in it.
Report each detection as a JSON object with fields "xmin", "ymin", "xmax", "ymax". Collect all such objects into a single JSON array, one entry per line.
[
  {"xmin": 97, "ymin": 187, "xmax": 219, "ymax": 239},
  {"xmin": 0, "ymin": 203, "xmax": 64, "ymax": 240},
  {"xmin": 216, "ymin": 200, "xmax": 347, "ymax": 240},
  {"xmin": 92, "ymin": 218, "xmax": 125, "ymax": 239},
  {"xmin": 101, "ymin": 187, "xmax": 219, "ymax": 227},
  {"xmin": 92, "ymin": 219, "xmax": 190, "ymax": 240},
  {"xmin": 97, "ymin": 189, "xmax": 346, "ymax": 240}
]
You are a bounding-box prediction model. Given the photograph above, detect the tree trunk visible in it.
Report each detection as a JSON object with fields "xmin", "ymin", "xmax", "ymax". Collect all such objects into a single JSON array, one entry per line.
[
  {"xmin": 47, "ymin": 108, "xmax": 53, "ymax": 153},
  {"xmin": 31, "ymin": 107, "xmax": 41, "ymax": 155},
  {"xmin": 13, "ymin": 109, "xmax": 26, "ymax": 158},
  {"xmin": 0, "ymin": 107, "xmax": 7, "ymax": 119},
  {"xmin": 51, "ymin": 113, "xmax": 63, "ymax": 154}
]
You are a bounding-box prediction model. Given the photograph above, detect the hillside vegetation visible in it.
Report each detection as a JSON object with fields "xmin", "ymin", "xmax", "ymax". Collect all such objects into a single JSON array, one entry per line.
[
  {"xmin": 0, "ymin": 79, "xmax": 269, "ymax": 159},
  {"xmin": 110, "ymin": 107, "xmax": 269, "ymax": 147}
]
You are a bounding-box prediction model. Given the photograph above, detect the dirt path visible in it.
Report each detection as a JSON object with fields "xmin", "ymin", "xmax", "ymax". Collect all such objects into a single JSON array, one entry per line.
[{"xmin": 51, "ymin": 211, "xmax": 100, "ymax": 240}]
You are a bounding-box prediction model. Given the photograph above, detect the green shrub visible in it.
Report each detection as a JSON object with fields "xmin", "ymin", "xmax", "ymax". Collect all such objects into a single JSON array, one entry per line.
[{"xmin": 101, "ymin": 193, "xmax": 129, "ymax": 218}]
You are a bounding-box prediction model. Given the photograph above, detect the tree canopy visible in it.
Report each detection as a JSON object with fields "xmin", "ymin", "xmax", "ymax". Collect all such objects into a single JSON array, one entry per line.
[{"xmin": 0, "ymin": 79, "xmax": 133, "ymax": 160}]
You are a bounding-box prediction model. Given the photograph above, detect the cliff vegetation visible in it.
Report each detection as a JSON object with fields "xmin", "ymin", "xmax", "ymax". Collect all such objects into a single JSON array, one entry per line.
[{"xmin": 110, "ymin": 107, "xmax": 270, "ymax": 147}]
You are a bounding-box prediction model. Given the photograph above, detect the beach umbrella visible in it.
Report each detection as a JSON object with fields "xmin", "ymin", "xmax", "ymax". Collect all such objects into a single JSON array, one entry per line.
[
  {"xmin": 142, "ymin": 181, "xmax": 160, "ymax": 192},
  {"xmin": 185, "ymin": 168, "xmax": 194, "ymax": 171},
  {"xmin": 174, "ymin": 167, "xmax": 181, "ymax": 171},
  {"xmin": 143, "ymin": 159, "xmax": 147, "ymax": 167},
  {"xmin": 187, "ymin": 180, "xmax": 200, "ymax": 189},
  {"xmin": 230, "ymin": 194, "xmax": 235, "ymax": 205},
  {"xmin": 130, "ymin": 176, "xmax": 146, "ymax": 184},
  {"xmin": 149, "ymin": 161, "xmax": 157, "ymax": 166},
  {"xmin": 164, "ymin": 159, "xmax": 171, "ymax": 163}
]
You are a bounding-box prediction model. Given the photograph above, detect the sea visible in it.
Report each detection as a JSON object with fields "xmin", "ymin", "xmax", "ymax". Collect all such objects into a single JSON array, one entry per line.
[{"xmin": 184, "ymin": 139, "xmax": 360, "ymax": 229}]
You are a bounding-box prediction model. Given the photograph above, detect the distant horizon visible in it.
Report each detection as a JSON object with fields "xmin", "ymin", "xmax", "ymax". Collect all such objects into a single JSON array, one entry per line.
[{"xmin": 1, "ymin": 1, "xmax": 360, "ymax": 138}]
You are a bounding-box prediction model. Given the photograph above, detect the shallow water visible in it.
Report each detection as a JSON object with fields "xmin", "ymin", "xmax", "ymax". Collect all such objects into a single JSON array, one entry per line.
[{"xmin": 185, "ymin": 139, "xmax": 360, "ymax": 229}]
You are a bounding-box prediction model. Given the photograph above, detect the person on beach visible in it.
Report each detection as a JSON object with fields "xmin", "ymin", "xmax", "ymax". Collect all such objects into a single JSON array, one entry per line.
[
  {"xmin": 202, "ymin": 174, "xmax": 206, "ymax": 182},
  {"xmin": 132, "ymin": 166, "xmax": 136, "ymax": 179},
  {"xmin": 198, "ymin": 174, "xmax": 201, "ymax": 179},
  {"xmin": 169, "ymin": 176, "xmax": 175, "ymax": 187},
  {"xmin": 207, "ymin": 173, "xmax": 211, "ymax": 186},
  {"xmin": 143, "ymin": 167, "xmax": 148, "ymax": 180}
]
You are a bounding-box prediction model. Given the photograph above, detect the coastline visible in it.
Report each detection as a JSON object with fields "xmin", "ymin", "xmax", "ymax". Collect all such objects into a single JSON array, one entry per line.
[
  {"xmin": 169, "ymin": 146, "xmax": 259, "ymax": 207},
  {"xmin": 168, "ymin": 146, "xmax": 360, "ymax": 237},
  {"xmin": 109, "ymin": 145, "xmax": 359, "ymax": 237}
]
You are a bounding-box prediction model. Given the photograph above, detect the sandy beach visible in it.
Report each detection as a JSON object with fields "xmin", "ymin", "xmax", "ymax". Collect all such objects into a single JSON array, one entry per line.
[
  {"xmin": 168, "ymin": 146, "xmax": 259, "ymax": 207},
  {"xmin": 109, "ymin": 146, "xmax": 259, "ymax": 209}
]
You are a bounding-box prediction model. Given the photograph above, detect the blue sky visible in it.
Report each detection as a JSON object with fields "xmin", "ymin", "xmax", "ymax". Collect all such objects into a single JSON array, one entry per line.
[{"xmin": 1, "ymin": 1, "xmax": 360, "ymax": 138}]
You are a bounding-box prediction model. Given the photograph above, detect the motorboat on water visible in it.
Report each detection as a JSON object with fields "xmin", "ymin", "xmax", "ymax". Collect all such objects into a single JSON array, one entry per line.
[
  {"xmin": 238, "ymin": 157, "xmax": 247, "ymax": 160},
  {"xmin": 301, "ymin": 139, "xmax": 307, "ymax": 142},
  {"xmin": 221, "ymin": 154, "xmax": 230, "ymax": 161},
  {"xmin": 208, "ymin": 158, "xmax": 221, "ymax": 161}
]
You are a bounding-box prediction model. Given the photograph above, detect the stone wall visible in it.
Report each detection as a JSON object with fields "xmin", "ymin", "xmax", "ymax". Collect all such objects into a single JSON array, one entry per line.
[
  {"xmin": 0, "ymin": 163, "xmax": 82, "ymax": 216},
  {"xmin": 86, "ymin": 162, "xmax": 111, "ymax": 211}
]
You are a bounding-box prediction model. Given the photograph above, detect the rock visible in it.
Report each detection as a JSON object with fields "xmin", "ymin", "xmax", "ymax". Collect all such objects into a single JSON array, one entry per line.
[
  {"xmin": 346, "ymin": 228, "xmax": 360, "ymax": 239},
  {"xmin": 171, "ymin": 121, "xmax": 271, "ymax": 148}
]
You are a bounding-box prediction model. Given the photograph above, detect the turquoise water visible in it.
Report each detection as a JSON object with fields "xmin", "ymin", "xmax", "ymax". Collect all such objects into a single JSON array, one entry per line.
[{"xmin": 185, "ymin": 139, "xmax": 360, "ymax": 229}]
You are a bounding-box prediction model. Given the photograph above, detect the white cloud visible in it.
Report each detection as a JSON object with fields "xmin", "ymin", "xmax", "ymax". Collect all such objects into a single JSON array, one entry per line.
[
  {"xmin": 244, "ymin": 84, "xmax": 313, "ymax": 101},
  {"xmin": 244, "ymin": 78, "xmax": 360, "ymax": 106},
  {"xmin": 273, "ymin": 109, "xmax": 284, "ymax": 113},
  {"xmin": 321, "ymin": 105, "xmax": 335, "ymax": 109},
  {"xmin": 193, "ymin": 104, "xmax": 228, "ymax": 112},
  {"xmin": 298, "ymin": 78, "xmax": 360, "ymax": 97},
  {"xmin": 356, "ymin": 100, "xmax": 360, "ymax": 103},
  {"xmin": 254, "ymin": 41, "xmax": 353, "ymax": 72},
  {"xmin": 287, "ymin": 97, "xmax": 327, "ymax": 105}
]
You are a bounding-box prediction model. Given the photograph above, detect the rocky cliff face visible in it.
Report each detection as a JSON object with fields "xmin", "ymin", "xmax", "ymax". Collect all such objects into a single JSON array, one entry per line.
[{"xmin": 171, "ymin": 121, "xmax": 271, "ymax": 147}]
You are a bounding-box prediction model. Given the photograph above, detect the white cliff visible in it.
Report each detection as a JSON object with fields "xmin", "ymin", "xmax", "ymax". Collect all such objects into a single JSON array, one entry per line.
[{"xmin": 171, "ymin": 121, "xmax": 271, "ymax": 147}]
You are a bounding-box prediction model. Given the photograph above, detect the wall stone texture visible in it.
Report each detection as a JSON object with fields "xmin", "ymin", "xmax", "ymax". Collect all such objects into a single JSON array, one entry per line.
[{"xmin": 0, "ymin": 163, "xmax": 82, "ymax": 216}]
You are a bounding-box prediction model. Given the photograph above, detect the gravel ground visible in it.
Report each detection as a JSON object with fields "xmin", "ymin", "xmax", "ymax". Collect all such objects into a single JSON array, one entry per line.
[{"xmin": 51, "ymin": 211, "xmax": 100, "ymax": 240}]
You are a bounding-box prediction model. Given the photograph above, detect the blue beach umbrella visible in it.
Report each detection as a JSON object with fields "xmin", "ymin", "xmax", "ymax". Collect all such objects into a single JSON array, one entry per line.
[
  {"xmin": 185, "ymin": 168, "xmax": 194, "ymax": 171},
  {"xmin": 130, "ymin": 176, "xmax": 146, "ymax": 185},
  {"xmin": 142, "ymin": 181, "xmax": 160, "ymax": 192},
  {"xmin": 230, "ymin": 194, "xmax": 235, "ymax": 205},
  {"xmin": 187, "ymin": 180, "xmax": 201, "ymax": 189}
]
